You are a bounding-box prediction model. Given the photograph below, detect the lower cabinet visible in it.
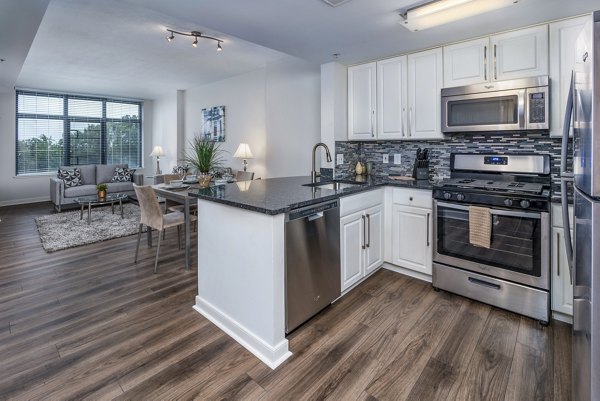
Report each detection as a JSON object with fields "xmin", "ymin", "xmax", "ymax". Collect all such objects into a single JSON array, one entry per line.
[
  {"xmin": 391, "ymin": 204, "xmax": 432, "ymax": 275},
  {"xmin": 551, "ymin": 203, "xmax": 574, "ymax": 318},
  {"xmin": 340, "ymin": 192, "xmax": 384, "ymax": 292}
]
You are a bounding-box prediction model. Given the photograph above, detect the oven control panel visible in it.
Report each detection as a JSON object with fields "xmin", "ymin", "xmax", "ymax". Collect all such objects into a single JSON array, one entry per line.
[{"xmin": 433, "ymin": 189, "xmax": 549, "ymax": 212}]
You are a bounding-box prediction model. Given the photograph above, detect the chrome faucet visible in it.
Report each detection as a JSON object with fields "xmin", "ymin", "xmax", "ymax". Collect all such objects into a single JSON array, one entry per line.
[{"xmin": 311, "ymin": 142, "xmax": 332, "ymax": 184}]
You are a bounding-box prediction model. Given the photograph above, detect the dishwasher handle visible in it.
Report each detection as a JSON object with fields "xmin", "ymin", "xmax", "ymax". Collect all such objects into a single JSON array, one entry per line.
[{"xmin": 287, "ymin": 200, "xmax": 339, "ymax": 221}]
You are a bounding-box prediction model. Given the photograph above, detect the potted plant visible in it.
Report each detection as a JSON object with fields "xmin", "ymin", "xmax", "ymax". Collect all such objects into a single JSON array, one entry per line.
[
  {"xmin": 183, "ymin": 137, "xmax": 224, "ymax": 188},
  {"xmin": 96, "ymin": 183, "xmax": 108, "ymax": 199}
]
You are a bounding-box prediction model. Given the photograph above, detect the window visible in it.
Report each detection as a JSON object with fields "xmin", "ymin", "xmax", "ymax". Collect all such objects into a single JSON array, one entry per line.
[{"xmin": 15, "ymin": 90, "xmax": 142, "ymax": 175}]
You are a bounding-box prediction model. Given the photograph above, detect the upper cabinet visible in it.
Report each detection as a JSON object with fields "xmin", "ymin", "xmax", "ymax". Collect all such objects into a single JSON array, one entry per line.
[
  {"xmin": 443, "ymin": 25, "xmax": 549, "ymax": 88},
  {"xmin": 377, "ymin": 56, "xmax": 408, "ymax": 140},
  {"xmin": 349, "ymin": 49, "xmax": 443, "ymax": 141},
  {"xmin": 348, "ymin": 62, "xmax": 377, "ymax": 140},
  {"xmin": 443, "ymin": 38, "xmax": 489, "ymax": 87},
  {"xmin": 408, "ymin": 48, "xmax": 443, "ymax": 140},
  {"xmin": 549, "ymin": 16, "xmax": 590, "ymax": 138}
]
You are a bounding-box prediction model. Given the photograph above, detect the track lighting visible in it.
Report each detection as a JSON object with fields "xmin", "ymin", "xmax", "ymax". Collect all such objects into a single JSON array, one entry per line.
[{"xmin": 165, "ymin": 29, "xmax": 223, "ymax": 51}]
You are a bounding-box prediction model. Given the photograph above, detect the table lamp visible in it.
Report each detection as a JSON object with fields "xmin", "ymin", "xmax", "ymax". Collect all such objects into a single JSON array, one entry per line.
[
  {"xmin": 233, "ymin": 143, "xmax": 254, "ymax": 172},
  {"xmin": 150, "ymin": 145, "xmax": 165, "ymax": 174}
]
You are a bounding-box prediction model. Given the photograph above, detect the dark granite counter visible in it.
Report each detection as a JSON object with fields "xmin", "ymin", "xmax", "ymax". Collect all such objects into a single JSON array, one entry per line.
[{"xmin": 189, "ymin": 175, "xmax": 436, "ymax": 215}]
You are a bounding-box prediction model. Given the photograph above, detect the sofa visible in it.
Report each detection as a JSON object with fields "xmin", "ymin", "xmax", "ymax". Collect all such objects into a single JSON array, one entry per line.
[{"xmin": 50, "ymin": 163, "xmax": 144, "ymax": 212}]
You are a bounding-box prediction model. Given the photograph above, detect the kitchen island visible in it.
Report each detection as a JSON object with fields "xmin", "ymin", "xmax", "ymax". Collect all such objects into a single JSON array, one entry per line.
[{"xmin": 189, "ymin": 175, "xmax": 433, "ymax": 368}]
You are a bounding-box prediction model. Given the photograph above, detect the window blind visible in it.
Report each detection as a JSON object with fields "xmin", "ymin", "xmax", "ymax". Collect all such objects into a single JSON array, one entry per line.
[{"xmin": 15, "ymin": 90, "xmax": 142, "ymax": 175}]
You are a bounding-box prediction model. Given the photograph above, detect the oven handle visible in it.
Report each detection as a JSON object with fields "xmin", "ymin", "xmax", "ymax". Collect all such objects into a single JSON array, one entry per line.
[{"xmin": 435, "ymin": 201, "xmax": 542, "ymax": 219}]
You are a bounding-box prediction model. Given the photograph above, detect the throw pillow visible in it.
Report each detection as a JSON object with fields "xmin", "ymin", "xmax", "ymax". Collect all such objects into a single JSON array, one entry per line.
[
  {"xmin": 57, "ymin": 168, "xmax": 82, "ymax": 188},
  {"xmin": 111, "ymin": 167, "xmax": 136, "ymax": 182}
]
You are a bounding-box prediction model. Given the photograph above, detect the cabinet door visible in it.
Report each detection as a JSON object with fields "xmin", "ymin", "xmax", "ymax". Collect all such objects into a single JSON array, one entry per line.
[
  {"xmin": 391, "ymin": 205, "xmax": 432, "ymax": 275},
  {"xmin": 377, "ymin": 56, "xmax": 407, "ymax": 139},
  {"xmin": 551, "ymin": 227, "xmax": 573, "ymax": 315},
  {"xmin": 348, "ymin": 63, "xmax": 376, "ymax": 140},
  {"xmin": 364, "ymin": 205, "xmax": 384, "ymax": 275},
  {"xmin": 408, "ymin": 48, "xmax": 443, "ymax": 140},
  {"xmin": 491, "ymin": 25, "xmax": 549, "ymax": 81},
  {"xmin": 340, "ymin": 212, "xmax": 364, "ymax": 291},
  {"xmin": 549, "ymin": 16, "xmax": 589, "ymax": 137},
  {"xmin": 443, "ymin": 37, "xmax": 490, "ymax": 87}
]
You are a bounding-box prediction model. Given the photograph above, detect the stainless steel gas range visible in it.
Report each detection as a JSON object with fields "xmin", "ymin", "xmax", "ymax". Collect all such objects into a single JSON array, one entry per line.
[{"xmin": 432, "ymin": 153, "xmax": 552, "ymax": 324}]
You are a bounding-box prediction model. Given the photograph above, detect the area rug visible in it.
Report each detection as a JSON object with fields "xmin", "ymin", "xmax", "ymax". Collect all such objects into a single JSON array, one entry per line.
[{"xmin": 35, "ymin": 203, "xmax": 141, "ymax": 252}]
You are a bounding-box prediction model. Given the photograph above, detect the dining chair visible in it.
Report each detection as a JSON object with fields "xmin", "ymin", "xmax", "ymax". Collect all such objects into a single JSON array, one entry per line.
[
  {"xmin": 133, "ymin": 184, "xmax": 195, "ymax": 273},
  {"xmin": 236, "ymin": 171, "xmax": 254, "ymax": 181}
]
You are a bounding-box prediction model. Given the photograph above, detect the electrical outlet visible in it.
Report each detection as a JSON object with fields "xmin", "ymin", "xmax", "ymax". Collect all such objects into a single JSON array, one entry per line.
[
  {"xmin": 382, "ymin": 154, "xmax": 389, "ymax": 164},
  {"xmin": 336, "ymin": 154, "xmax": 344, "ymax": 165},
  {"xmin": 394, "ymin": 154, "xmax": 402, "ymax": 165}
]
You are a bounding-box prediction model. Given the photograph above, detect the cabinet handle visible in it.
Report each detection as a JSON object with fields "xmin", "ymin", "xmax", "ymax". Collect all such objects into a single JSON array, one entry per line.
[
  {"xmin": 556, "ymin": 232, "xmax": 560, "ymax": 276},
  {"xmin": 371, "ymin": 110, "xmax": 375, "ymax": 138},
  {"xmin": 493, "ymin": 44, "xmax": 497, "ymax": 80},
  {"xmin": 408, "ymin": 107, "xmax": 413, "ymax": 137},
  {"xmin": 484, "ymin": 45, "xmax": 488, "ymax": 81},
  {"xmin": 366, "ymin": 214, "xmax": 371, "ymax": 248},
  {"xmin": 361, "ymin": 215, "xmax": 366, "ymax": 249},
  {"xmin": 426, "ymin": 212, "xmax": 430, "ymax": 247},
  {"xmin": 402, "ymin": 108, "xmax": 406, "ymax": 137}
]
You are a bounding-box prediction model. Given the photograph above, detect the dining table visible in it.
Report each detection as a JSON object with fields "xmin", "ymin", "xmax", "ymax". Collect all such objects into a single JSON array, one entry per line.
[{"xmin": 151, "ymin": 182, "xmax": 200, "ymax": 271}]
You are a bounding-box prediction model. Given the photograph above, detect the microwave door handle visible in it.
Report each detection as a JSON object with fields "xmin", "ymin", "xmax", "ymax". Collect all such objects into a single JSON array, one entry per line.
[
  {"xmin": 518, "ymin": 89, "xmax": 526, "ymax": 129},
  {"xmin": 561, "ymin": 72, "xmax": 575, "ymax": 280}
]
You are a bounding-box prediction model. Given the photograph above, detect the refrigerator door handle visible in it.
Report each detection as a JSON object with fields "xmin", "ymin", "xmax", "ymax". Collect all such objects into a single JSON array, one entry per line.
[{"xmin": 560, "ymin": 71, "xmax": 574, "ymax": 280}]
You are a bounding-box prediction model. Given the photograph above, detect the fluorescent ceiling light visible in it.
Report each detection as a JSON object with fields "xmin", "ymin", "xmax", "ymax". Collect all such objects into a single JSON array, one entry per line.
[{"xmin": 400, "ymin": 0, "xmax": 520, "ymax": 31}]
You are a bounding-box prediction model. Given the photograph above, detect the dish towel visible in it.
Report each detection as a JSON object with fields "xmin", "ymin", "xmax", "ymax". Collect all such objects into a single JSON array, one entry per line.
[{"xmin": 469, "ymin": 206, "xmax": 492, "ymax": 248}]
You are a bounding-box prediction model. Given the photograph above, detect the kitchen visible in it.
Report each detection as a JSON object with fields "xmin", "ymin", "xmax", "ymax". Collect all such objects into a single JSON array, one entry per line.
[{"xmin": 189, "ymin": 3, "xmax": 598, "ymax": 401}]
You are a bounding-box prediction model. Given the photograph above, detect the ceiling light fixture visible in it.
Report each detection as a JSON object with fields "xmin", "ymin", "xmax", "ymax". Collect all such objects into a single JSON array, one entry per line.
[
  {"xmin": 166, "ymin": 29, "xmax": 223, "ymax": 51},
  {"xmin": 399, "ymin": 0, "xmax": 519, "ymax": 32}
]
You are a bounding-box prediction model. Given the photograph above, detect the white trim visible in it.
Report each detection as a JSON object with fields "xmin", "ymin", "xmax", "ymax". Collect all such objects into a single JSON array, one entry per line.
[
  {"xmin": 383, "ymin": 262, "xmax": 432, "ymax": 283},
  {"xmin": 194, "ymin": 296, "xmax": 292, "ymax": 370},
  {"xmin": 552, "ymin": 310, "xmax": 573, "ymax": 324},
  {"xmin": 0, "ymin": 196, "xmax": 50, "ymax": 207}
]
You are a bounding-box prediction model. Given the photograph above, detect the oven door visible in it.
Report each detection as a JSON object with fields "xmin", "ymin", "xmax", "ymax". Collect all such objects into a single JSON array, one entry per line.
[
  {"xmin": 433, "ymin": 201, "xmax": 549, "ymax": 290},
  {"xmin": 441, "ymin": 89, "xmax": 525, "ymax": 132}
]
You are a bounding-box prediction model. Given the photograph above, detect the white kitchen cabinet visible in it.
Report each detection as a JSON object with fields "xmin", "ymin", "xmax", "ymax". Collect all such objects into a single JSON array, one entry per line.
[
  {"xmin": 443, "ymin": 25, "xmax": 549, "ymax": 88},
  {"xmin": 348, "ymin": 62, "xmax": 376, "ymax": 140},
  {"xmin": 377, "ymin": 56, "xmax": 408, "ymax": 140},
  {"xmin": 491, "ymin": 25, "xmax": 549, "ymax": 81},
  {"xmin": 407, "ymin": 47, "xmax": 444, "ymax": 140},
  {"xmin": 384, "ymin": 188, "xmax": 433, "ymax": 277},
  {"xmin": 391, "ymin": 204, "xmax": 432, "ymax": 275},
  {"xmin": 551, "ymin": 204, "xmax": 574, "ymax": 319},
  {"xmin": 550, "ymin": 16, "xmax": 589, "ymax": 138},
  {"xmin": 340, "ymin": 190, "xmax": 384, "ymax": 291},
  {"xmin": 443, "ymin": 37, "xmax": 490, "ymax": 87}
]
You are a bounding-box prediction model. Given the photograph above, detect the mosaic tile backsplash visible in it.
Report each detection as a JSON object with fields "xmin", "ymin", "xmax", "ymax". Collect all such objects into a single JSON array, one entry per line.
[{"xmin": 335, "ymin": 131, "xmax": 573, "ymax": 202}]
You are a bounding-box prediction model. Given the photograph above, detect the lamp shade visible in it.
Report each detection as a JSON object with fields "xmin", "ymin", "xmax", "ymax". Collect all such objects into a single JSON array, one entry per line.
[
  {"xmin": 233, "ymin": 143, "xmax": 254, "ymax": 159},
  {"xmin": 149, "ymin": 145, "xmax": 164, "ymax": 157}
]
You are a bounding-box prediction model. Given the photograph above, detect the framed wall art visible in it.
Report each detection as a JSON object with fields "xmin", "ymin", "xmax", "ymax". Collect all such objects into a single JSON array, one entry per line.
[{"xmin": 201, "ymin": 106, "xmax": 225, "ymax": 142}]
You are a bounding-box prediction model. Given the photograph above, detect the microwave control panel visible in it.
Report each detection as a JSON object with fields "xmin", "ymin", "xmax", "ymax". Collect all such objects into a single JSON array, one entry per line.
[{"xmin": 529, "ymin": 92, "xmax": 546, "ymax": 124}]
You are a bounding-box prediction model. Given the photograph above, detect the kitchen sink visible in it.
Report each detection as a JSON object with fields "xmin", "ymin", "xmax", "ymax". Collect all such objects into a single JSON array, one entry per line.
[{"xmin": 303, "ymin": 181, "xmax": 365, "ymax": 191}]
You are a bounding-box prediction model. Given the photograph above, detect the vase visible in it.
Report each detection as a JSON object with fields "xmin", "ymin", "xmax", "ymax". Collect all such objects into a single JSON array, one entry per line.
[
  {"xmin": 197, "ymin": 174, "xmax": 212, "ymax": 188},
  {"xmin": 97, "ymin": 190, "xmax": 106, "ymax": 199}
]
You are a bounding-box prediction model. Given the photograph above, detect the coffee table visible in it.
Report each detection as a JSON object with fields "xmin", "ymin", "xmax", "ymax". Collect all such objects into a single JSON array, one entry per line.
[{"xmin": 74, "ymin": 193, "xmax": 128, "ymax": 225}]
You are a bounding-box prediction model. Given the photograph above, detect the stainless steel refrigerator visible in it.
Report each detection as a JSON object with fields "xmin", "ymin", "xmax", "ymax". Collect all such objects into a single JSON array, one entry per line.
[{"xmin": 561, "ymin": 10, "xmax": 600, "ymax": 401}]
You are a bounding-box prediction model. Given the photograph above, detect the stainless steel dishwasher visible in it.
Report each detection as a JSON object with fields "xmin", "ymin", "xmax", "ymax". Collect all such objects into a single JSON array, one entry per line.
[{"xmin": 285, "ymin": 199, "xmax": 341, "ymax": 333}]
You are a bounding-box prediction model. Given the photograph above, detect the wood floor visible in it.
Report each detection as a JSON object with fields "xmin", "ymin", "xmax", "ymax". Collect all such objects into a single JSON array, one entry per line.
[{"xmin": 0, "ymin": 202, "xmax": 572, "ymax": 400}]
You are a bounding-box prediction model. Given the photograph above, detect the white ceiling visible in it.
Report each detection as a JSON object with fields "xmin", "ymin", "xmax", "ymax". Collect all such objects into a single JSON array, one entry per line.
[{"xmin": 6, "ymin": 0, "xmax": 600, "ymax": 100}]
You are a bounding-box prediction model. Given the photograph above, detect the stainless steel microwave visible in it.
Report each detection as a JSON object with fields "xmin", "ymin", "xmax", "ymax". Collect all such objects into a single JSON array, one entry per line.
[{"xmin": 441, "ymin": 76, "xmax": 549, "ymax": 133}]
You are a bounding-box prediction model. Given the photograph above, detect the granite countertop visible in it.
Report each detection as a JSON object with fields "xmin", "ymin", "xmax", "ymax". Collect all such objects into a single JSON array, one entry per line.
[{"xmin": 189, "ymin": 175, "xmax": 437, "ymax": 215}]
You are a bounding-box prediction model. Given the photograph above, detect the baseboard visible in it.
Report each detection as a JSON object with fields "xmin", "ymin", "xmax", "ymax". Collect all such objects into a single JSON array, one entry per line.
[
  {"xmin": 552, "ymin": 311, "xmax": 573, "ymax": 324},
  {"xmin": 383, "ymin": 262, "xmax": 432, "ymax": 283},
  {"xmin": 194, "ymin": 296, "xmax": 292, "ymax": 370},
  {"xmin": 0, "ymin": 196, "xmax": 50, "ymax": 207}
]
